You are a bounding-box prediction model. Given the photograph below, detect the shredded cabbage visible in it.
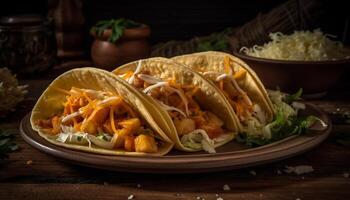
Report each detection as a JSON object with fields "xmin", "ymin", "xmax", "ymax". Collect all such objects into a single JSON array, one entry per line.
[
  {"xmin": 57, "ymin": 126, "xmax": 121, "ymax": 149},
  {"xmin": 88, "ymin": 133, "xmax": 118, "ymax": 149},
  {"xmin": 238, "ymin": 89, "xmax": 328, "ymax": 147},
  {"xmin": 252, "ymin": 104, "xmax": 266, "ymax": 125},
  {"xmin": 240, "ymin": 29, "xmax": 350, "ymax": 61},
  {"xmin": 245, "ymin": 118, "xmax": 264, "ymax": 137},
  {"xmin": 181, "ymin": 129, "xmax": 216, "ymax": 153},
  {"xmin": 57, "ymin": 126, "xmax": 91, "ymax": 147},
  {"xmin": 268, "ymin": 90, "xmax": 297, "ymax": 118}
]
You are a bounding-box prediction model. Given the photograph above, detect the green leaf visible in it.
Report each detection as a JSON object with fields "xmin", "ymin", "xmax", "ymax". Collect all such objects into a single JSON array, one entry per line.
[
  {"xmin": 0, "ymin": 138, "xmax": 10, "ymax": 146},
  {"xmin": 238, "ymin": 115, "xmax": 318, "ymax": 147},
  {"xmin": 0, "ymin": 129, "xmax": 16, "ymax": 139},
  {"xmin": 109, "ymin": 22, "xmax": 124, "ymax": 43},
  {"xmin": 284, "ymin": 88, "xmax": 303, "ymax": 104},
  {"xmin": 270, "ymin": 109, "xmax": 286, "ymax": 133},
  {"xmin": 236, "ymin": 133, "xmax": 268, "ymax": 147},
  {"xmin": 0, "ymin": 129, "xmax": 19, "ymax": 159},
  {"xmin": 91, "ymin": 18, "xmax": 141, "ymax": 43},
  {"xmin": 97, "ymin": 133, "xmax": 109, "ymax": 141}
]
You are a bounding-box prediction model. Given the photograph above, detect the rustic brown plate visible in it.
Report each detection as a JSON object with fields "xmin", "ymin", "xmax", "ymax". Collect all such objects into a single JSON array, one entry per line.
[{"xmin": 20, "ymin": 102, "xmax": 331, "ymax": 173}]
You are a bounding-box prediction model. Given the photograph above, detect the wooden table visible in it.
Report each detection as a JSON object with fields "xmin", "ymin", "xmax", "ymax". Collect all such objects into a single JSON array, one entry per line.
[{"xmin": 1, "ymin": 66, "xmax": 350, "ymax": 200}]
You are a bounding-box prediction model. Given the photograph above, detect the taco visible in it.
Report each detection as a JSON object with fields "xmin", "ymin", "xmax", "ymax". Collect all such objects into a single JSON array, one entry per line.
[
  {"xmin": 31, "ymin": 68, "xmax": 173, "ymax": 156},
  {"xmin": 172, "ymin": 51, "xmax": 275, "ymax": 139},
  {"xmin": 113, "ymin": 58, "xmax": 239, "ymax": 153}
]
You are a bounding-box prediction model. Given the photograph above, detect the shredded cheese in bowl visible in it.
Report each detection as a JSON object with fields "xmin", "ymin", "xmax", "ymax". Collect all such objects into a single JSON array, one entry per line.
[{"xmin": 240, "ymin": 29, "xmax": 350, "ymax": 61}]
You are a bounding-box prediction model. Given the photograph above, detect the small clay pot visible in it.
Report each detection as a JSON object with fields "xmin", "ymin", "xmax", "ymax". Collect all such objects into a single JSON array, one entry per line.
[{"xmin": 91, "ymin": 25, "xmax": 151, "ymax": 69}]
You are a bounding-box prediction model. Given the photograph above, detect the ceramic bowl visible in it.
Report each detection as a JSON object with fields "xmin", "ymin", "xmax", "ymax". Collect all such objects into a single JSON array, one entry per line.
[{"xmin": 232, "ymin": 51, "xmax": 350, "ymax": 97}]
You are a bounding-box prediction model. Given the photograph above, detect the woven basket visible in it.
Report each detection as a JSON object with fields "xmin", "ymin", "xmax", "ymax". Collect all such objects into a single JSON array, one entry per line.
[{"xmin": 151, "ymin": 0, "xmax": 323, "ymax": 57}]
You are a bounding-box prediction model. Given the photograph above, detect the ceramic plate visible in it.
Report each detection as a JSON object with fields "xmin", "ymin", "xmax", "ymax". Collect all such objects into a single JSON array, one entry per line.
[{"xmin": 20, "ymin": 102, "xmax": 331, "ymax": 173}]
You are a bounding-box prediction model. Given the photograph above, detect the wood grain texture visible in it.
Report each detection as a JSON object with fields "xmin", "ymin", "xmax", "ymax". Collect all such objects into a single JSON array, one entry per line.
[
  {"xmin": 1, "ymin": 177, "xmax": 349, "ymax": 200},
  {"xmin": 1, "ymin": 63, "xmax": 350, "ymax": 199}
]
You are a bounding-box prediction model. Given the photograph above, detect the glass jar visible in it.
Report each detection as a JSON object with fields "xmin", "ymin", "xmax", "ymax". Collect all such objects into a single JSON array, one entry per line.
[{"xmin": 0, "ymin": 15, "xmax": 57, "ymax": 75}]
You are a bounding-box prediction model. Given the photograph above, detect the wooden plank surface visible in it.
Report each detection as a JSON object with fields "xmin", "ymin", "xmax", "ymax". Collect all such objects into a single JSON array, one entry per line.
[{"xmin": 1, "ymin": 68, "xmax": 350, "ymax": 200}]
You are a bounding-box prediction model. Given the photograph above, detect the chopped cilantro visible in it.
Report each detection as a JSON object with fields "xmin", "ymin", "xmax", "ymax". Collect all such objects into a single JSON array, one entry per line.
[{"xmin": 0, "ymin": 129, "xmax": 19, "ymax": 159}]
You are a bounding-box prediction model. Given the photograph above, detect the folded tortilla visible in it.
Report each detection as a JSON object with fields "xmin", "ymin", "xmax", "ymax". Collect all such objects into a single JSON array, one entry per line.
[
  {"xmin": 113, "ymin": 58, "xmax": 239, "ymax": 153},
  {"xmin": 172, "ymin": 51, "xmax": 274, "ymax": 138},
  {"xmin": 31, "ymin": 67, "xmax": 173, "ymax": 156}
]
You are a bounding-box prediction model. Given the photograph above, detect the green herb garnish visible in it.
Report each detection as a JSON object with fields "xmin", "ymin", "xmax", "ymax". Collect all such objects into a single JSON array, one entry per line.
[
  {"xmin": 0, "ymin": 129, "xmax": 19, "ymax": 159},
  {"xmin": 237, "ymin": 88, "xmax": 324, "ymax": 147},
  {"xmin": 238, "ymin": 115, "xmax": 317, "ymax": 147},
  {"xmin": 97, "ymin": 133, "xmax": 109, "ymax": 141},
  {"xmin": 91, "ymin": 18, "xmax": 141, "ymax": 43},
  {"xmin": 284, "ymin": 88, "xmax": 303, "ymax": 104},
  {"xmin": 77, "ymin": 136, "xmax": 83, "ymax": 142}
]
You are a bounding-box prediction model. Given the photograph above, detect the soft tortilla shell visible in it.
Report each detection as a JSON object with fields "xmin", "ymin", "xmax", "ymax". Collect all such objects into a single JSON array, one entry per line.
[
  {"xmin": 172, "ymin": 51, "xmax": 274, "ymax": 122},
  {"xmin": 113, "ymin": 58, "xmax": 237, "ymax": 151},
  {"xmin": 30, "ymin": 67, "xmax": 173, "ymax": 156}
]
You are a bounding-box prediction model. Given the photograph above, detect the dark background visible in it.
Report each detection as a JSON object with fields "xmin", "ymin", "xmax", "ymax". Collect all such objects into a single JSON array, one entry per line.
[{"xmin": 1, "ymin": 0, "xmax": 348, "ymax": 44}]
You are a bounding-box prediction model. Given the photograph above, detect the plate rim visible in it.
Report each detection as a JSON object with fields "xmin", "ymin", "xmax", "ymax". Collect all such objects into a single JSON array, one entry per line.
[{"xmin": 20, "ymin": 102, "xmax": 332, "ymax": 173}]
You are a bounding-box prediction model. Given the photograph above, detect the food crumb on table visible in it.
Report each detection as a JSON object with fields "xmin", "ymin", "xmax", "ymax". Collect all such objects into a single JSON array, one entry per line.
[
  {"xmin": 223, "ymin": 184, "xmax": 231, "ymax": 191},
  {"xmin": 127, "ymin": 194, "xmax": 134, "ymax": 200},
  {"xmin": 26, "ymin": 160, "xmax": 33, "ymax": 165},
  {"xmin": 216, "ymin": 197, "xmax": 224, "ymax": 200},
  {"xmin": 284, "ymin": 165, "xmax": 314, "ymax": 175},
  {"xmin": 249, "ymin": 170, "xmax": 257, "ymax": 176}
]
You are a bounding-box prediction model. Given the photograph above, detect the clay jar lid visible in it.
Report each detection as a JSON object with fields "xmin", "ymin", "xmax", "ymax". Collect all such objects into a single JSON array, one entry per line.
[{"xmin": 91, "ymin": 24, "xmax": 151, "ymax": 42}]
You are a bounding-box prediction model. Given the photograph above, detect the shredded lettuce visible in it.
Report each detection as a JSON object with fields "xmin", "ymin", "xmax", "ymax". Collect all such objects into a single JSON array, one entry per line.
[
  {"xmin": 181, "ymin": 133, "xmax": 202, "ymax": 150},
  {"xmin": 56, "ymin": 126, "xmax": 91, "ymax": 147},
  {"xmin": 181, "ymin": 129, "xmax": 216, "ymax": 153},
  {"xmin": 238, "ymin": 89, "xmax": 327, "ymax": 147},
  {"xmin": 284, "ymin": 88, "xmax": 303, "ymax": 104},
  {"xmin": 238, "ymin": 115, "xmax": 319, "ymax": 147}
]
